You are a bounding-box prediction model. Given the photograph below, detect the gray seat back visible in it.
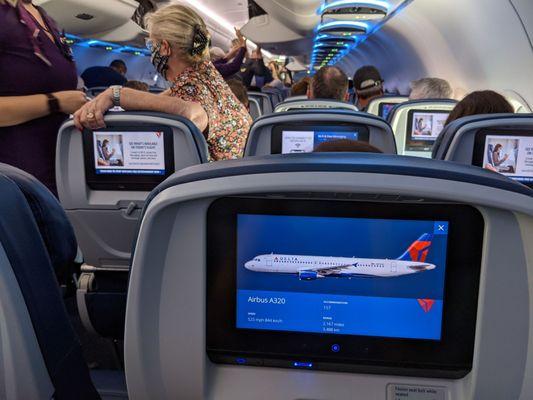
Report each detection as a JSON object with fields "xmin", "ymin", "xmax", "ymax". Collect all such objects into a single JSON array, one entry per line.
[
  {"xmin": 56, "ymin": 111, "xmax": 208, "ymax": 270},
  {"xmin": 244, "ymin": 109, "xmax": 396, "ymax": 156},
  {"xmin": 432, "ymin": 114, "xmax": 533, "ymax": 187},
  {"xmin": 249, "ymin": 97, "xmax": 262, "ymax": 120},
  {"xmin": 124, "ymin": 154, "xmax": 533, "ymax": 400},
  {"xmin": 275, "ymin": 99, "xmax": 358, "ymax": 113},
  {"xmin": 388, "ymin": 99, "xmax": 457, "ymax": 158},
  {"xmin": 366, "ymin": 95, "xmax": 409, "ymax": 118},
  {"xmin": 248, "ymin": 92, "xmax": 273, "ymax": 115}
]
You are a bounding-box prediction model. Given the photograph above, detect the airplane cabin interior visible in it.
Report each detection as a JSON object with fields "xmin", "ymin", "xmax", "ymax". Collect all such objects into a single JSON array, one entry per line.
[{"xmin": 0, "ymin": 0, "xmax": 532, "ymax": 399}]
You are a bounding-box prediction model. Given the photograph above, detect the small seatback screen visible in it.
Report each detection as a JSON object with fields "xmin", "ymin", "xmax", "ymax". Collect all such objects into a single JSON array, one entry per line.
[
  {"xmin": 406, "ymin": 110, "xmax": 449, "ymax": 152},
  {"xmin": 282, "ymin": 130, "xmax": 358, "ymax": 153},
  {"xmin": 83, "ymin": 126, "xmax": 175, "ymax": 191},
  {"xmin": 378, "ymin": 102, "xmax": 397, "ymax": 120},
  {"xmin": 473, "ymin": 130, "xmax": 533, "ymax": 186},
  {"xmin": 93, "ymin": 131, "xmax": 165, "ymax": 176},
  {"xmin": 272, "ymin": 124, "xmax": 370, "ymax": 154},
  {"xmin": 237, "ymin": 215, "xmax": 448, "ymax": 340}
]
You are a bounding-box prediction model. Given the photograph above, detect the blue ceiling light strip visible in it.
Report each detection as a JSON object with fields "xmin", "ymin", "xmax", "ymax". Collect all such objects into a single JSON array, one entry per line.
[
  {"xmin": 65, "ymin": 33, "xmax": 150, "ymax": 57},
  {"xmin": 310, "ymin": 0, "xmax": 414, "ymax": 71}
]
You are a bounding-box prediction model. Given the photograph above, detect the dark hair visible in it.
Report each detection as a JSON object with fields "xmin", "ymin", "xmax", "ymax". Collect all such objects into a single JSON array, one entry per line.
[
  {"xmin": 311, "ymin": 66, "xmax": 348, "ymax": 101},
  {"xmin": 110, "ymin": 59, "xmax": 126, "ymax": 69},
  {"xmin": 314, "ymin": 139, "xmax": 382, "ymax": 153},
  {"xmin": 445, "ymin": 90, "xmax": 514, "ymax": 125},
  {"xmin": 291, "ymin": 77, "xmax": 311, "ymax": 96},
  {"xmin": 226, "ymin": 79, "xmax": 249, "ymax": 107},
  {"xmin": 102, "ymin": 139, "xmax": 109, "ymax": 146},
  {"xmin": 124, "ymin": 80, "xmax": 149, "ymax": 91},
  {"xmin": 494, "ymin": 143, "xmax": 503, "ymax": 152}
]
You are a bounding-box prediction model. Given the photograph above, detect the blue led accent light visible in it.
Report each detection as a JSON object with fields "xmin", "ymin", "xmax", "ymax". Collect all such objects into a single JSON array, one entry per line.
[
  {"xmin": 65, "ymin": 34, "xmax": 150, "ymax": 57},
  {"xmin": 293, "ymin": 361, "xmax": 313, "ymax": 368},
  {"xmin": 311, "ymin": 0, "xmax": 413, "ymax": 69}
]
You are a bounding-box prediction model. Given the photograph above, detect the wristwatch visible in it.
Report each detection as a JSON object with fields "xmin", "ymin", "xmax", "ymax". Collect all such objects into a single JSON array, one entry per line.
[{"xmin": 110, "ymin": 85, "xmax": 122, "ymax": 107}]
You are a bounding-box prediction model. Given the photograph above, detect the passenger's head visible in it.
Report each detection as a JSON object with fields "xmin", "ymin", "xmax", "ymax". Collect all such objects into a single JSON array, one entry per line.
[
  {"xmin": 353, "ymin": 65, "xmax": 383, "ymax": 108},
  {"xmin": 308, "ymin": 66, "xmax": 349, "ymax": 101},
  {"xmin": 444, "ymin": 90, "xmax": 514, "ymax": 125},
  {"xmin": 102, "ymin": 139, "xmax": 109, "ymax": 147},
  {"xmin": 124, "ymin": 80, "xmax": 149, "ymax": 91},
  {"xmin": 209, "ymin": 46, "xmax": 226, "ymax": 62},
  {"xmin": 226, "ymin": 79, "xmax": 249, "ymax": 109},
  {"xmin": 409, "ymin": 77, "xmax": 452, "ymax": 100},
  {"xmin": 314, "ymin": 139, "xmax": 383, "ymax": 153},
  {"xmin": 110, "ymin": 59, "xmax": 127, "ymax": 76},
  {"xmin": 145, "ymin": 4, "xmax": 210, "ymax": 79},
  {"xmin": 291, "ymin": 77, "xmax": 311, "ymax": 96}
]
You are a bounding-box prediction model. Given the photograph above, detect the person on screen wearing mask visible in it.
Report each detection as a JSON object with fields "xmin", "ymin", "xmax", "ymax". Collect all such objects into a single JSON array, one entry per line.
[{"xmin": 74, "ymin": 4, "xmax": 252, "ymax": 161}]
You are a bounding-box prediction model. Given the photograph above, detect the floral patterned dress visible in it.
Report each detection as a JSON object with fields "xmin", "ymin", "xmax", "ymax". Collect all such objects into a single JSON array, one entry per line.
[{"xmin": 170, "ymin": 61, "xmax": 252, "ymax": 161}]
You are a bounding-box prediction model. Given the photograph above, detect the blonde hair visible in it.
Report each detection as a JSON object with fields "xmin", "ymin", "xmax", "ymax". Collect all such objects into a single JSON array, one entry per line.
[{"xmin": 145, "ymin": 4, "xmax": 210, "ymax": 65}]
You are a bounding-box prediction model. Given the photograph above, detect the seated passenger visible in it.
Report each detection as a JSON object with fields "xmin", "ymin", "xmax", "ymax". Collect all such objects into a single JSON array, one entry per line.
[
  {"xmin": 74, "ymin": 4, "xmax": 252, "ymax": 161},
  {"xmin": 226, "ymin": 79, "xmax": 249, "ymax": 110},
  {"xmin": 80, "ymin": 59, "xmax": 128, "ymax": 88},
  {"xmin": 444, "ymin": 90, "xmax": 514, "ymax": 125},
  {"xmin": 353, "ymin": 65, "xmax": 384, "ymax": 110},
  {"xmin": 124, "ymin": 80, "xmax": 149, "ymax": 91},
  {"xmin": 307, "ymin": 66, "xmax": 349, "ymax": 102},
  {"xmin": 409, "ymin": 77, "xmax": 452, "ymax": 100},
  {"xmin": 211, "ymin": 28, "xmax": 247, "ymax": 80},
  {"xmin": 291, "ymin": 77, "xmax": 312, "ymax": 96},
  {"xmin": 314, "ymin": 139, "xmax": 382, "ymax": 153}
]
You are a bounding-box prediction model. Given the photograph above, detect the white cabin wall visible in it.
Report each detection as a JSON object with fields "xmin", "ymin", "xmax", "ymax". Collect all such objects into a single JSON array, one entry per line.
[{"xmin": 337, "ymin": 0, "xmax": 533, "ymax": 106}]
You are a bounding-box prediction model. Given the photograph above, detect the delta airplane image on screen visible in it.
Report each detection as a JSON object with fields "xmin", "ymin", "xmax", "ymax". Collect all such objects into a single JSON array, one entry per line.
[{"xmin": 244, "ymin": 233, "xmax": 434, "ymax": 280}]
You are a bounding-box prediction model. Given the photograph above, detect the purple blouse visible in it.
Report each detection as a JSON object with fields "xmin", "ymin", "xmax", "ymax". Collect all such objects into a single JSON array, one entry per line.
[{"xmin": 0, "ymin": 4, "xmax": 77, "ymax": 195}]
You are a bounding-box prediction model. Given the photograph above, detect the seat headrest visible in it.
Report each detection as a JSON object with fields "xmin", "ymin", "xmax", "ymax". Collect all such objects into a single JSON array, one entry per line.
[
  {"xmin": 432, "ymin": 113, "xmax": 533, "ymax": 160},
  {"xmin": 0, "ymin": 163, "xmax": 77, "ymax": 272},
  {"xmin": 275, "ymin": 99, "xmax": 358, "ymax": 113}
]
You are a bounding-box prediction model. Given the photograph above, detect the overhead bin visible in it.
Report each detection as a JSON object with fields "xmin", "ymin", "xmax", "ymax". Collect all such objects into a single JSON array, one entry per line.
[
  {"xmin": 319, "ymin": 0, "xmax": 389, "ymax": 21},
  {"xmin": 316, "ymin": 20, "xmax": 368, "ymax": 36},
  {"xmin": 36, "ymin": 0, "xmax": 138, "ymax": 36}
]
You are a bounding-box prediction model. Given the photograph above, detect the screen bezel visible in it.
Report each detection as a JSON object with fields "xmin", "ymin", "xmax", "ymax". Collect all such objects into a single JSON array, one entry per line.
[
  {"xmin": 271, "ymin": 123, "xmax": 370, "ymax": 154},
  {"xmin": 82, "ymin": 126, "xmax": 175, "ymax": 191},
  {"xmin": 405, "ymin": 110, "xmax": 449, "ymax": 152},
  {"xmin": 206, "ymin": 197, "xmax": 484, "ymax": 378},
  {"xmin": 378, "ymin": 102, "xmax": 399, "ymax": 119},
  {"xmin": 472, "ymin": 128, "xmax": 533, "ymax": 188}
]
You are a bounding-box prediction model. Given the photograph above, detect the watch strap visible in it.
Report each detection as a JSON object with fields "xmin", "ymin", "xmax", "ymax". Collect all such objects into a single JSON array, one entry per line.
[{"xmin": 46, "ymin": 93, "xmax": 60, "ymax": 114}]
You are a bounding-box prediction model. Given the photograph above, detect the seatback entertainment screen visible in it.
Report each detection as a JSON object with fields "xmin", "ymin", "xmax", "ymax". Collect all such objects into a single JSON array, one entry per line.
[
  {"xmin": 93, "ymin": 131, "xmax": 165, "ymax": 176},
  {"xmin": 207, "ymin": 198, "xmax": 483, "ymax": 378},
  {"xmin": 271, "ymin": 124, "xmax": 370, "ymax": 154},
  {"xmin": 237, "ymin": 215, "xmax": 448, "ymax": 340},
  {"xmin": 83, "ymin": 126, "xmax": 175, "ymax": 191},
  {"xmin": 378, "ymin": 102, "xmax": 397, "ymax": 120},
  {"xmin": 473, "ymin": 130, "xmax": 533, "ymax": 186},
  {"xmin": 405, "ymin": 110, "xmax": 449, "ymax": 152},
  {"xmin": 282, "ymin": 130, "xmax": 359, "ymax": 153}
]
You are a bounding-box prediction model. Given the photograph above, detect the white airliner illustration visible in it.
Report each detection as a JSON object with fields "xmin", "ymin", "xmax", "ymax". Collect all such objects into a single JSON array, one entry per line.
[{"xmin": 244, "ymin": 234, "xmax": 435, "ymax": 279}]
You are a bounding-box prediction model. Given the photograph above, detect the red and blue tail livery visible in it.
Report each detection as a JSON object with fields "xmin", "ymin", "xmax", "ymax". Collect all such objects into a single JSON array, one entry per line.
[{"xmin": 397, "ymin": 233, "xmax": 433, "ymax": 262}]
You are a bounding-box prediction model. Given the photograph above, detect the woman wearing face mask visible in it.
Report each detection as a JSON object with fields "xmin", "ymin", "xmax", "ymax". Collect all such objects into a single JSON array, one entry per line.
[
  {"xmin": 0, "ymin": 0, "xmax": 87, "ymax": 195},
  {"xmin": 75, "ymin": 4, "xmax": 252, "ymax": 161}
]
